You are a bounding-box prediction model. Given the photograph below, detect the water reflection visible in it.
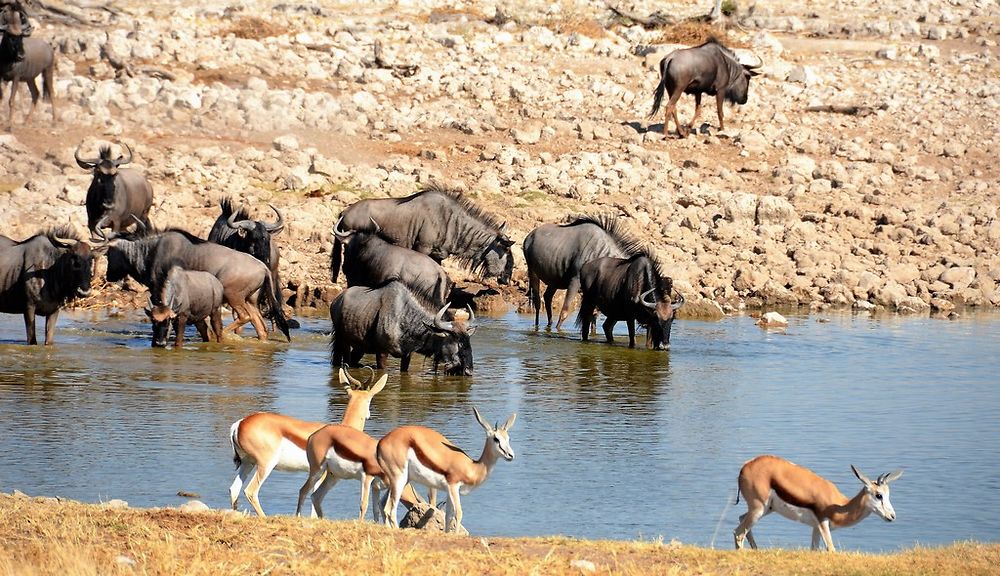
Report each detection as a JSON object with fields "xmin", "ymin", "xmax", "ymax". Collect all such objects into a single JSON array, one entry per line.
[{"xmin": 0, "ymin": 309, "xmax": 999, "ymax": 551}]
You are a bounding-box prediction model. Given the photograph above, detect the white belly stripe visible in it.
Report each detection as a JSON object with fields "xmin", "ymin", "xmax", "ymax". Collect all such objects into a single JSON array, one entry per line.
[{"xmin": 766, "ymin": 490, "xmax": 820, "ymax": 527}]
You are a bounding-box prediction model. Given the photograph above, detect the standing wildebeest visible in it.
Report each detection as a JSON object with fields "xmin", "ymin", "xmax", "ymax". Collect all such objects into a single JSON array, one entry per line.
[
  {"xmin": 103, "ymin": 228, "xmax": 290, "ymax": 342},
  {"xmin": 0, "ymin": 3, "xmax": 55, "ymax": 131},
  {"xmin": 0, "ymin": 226, "xmax": 97, "ymax": 344},
  {"xmin": 208, "ymin": 198, "xmax": 284, "ymax": 299},
  {"xmin": 330, "ymin": 281, "xmax": 475, "ymax": 375},
  {"xmin": 523, "ymin": 215, "xmax": 643, "ymax": 331},
  {"xmin": 333, "ymin": 220, "xmax": 453, "ymax": 308},
  {"xmin": 330, "ymin": 184, "xmax": 514, "ymax": 285},
  {"xmin": 144, "ymin": 264, "xmax": 224, "ymax": 348},
  {"xmin": 76, "ymin": 142, "xmax": 154, "ymax": 235},
  {"xmin": 577, "ymin": 251, "xmax": 685, "ymax": 349},
  {"xmin": 650, "ymin": 38, "xmax": 761, "ymax": 138}
]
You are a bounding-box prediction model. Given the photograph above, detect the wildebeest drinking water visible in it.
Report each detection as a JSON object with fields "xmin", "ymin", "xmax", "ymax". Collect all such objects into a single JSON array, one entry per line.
[
  {"xmin": 330, "ymin": 184, "xmax": 514, "ymax": 285},
  {"xmin": 523, "ymin": 215, "xmax": 644, "ymax": 331},
  {"xmin": 577, "ymin": 250, "xmax": 685, "ymax": 349},
  {"xmin": 0, "ymin": 226, "xmax": 98, "ymax": 344},
  {"xmin": 330, "ymin": 281, "xmax": 475, "ymax": 375},
  {"xmin": 0, "ymin": 2, "xmax": 55, "ymax": 131},
  {"xmin": 650, "ymin": 38, "xmax": 761, "ymax": 138},
  {"xmin": 76, "ymin": 142, "xmax": 154, "ymax": 235},
  {"xmin": 144, "ymin": 264, "xmax": 224, "ymax": 348}
]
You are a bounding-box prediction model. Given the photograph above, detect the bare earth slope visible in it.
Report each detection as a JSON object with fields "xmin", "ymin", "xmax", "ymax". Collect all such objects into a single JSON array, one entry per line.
[{"xmin": 0, "ymin": 0, "xmax": 997, "ymax": 317}]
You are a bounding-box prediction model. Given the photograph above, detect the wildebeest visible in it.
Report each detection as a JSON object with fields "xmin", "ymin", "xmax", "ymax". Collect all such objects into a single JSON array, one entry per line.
[
  {"xmin": 0, "ymin": 226, "xmax": 97, "ymax": 344},
  {"xmin": 330, "ymin": 281, "xmax": 475, "ymax": 375},
  {"xmin": 103, "ymin": 228, "xmax": 290, "ymax": 341},
  {"xmin": 144, "ymin": 264, "xmax": 224, "ymax": 348},
  {"xmin": 333, "ymin": 220, "xmax": 453, "ymax": 308},
  {"xmin": 208, "ymin": 198, "xmax": 283, "ymax": 297},
  {"xmin": 577, "ymin": 251, "xmax": 685, "ymax": 349},
  {"xmin": 650, "ymin": 38, "xmax": 761, "ymax": 138},
  {"xmin": 76, "ymin": 142, "xmax": 154, "ymax": 235},
  {"xmin": 0, "ymin": 3, "xmax": 55, "ymax": 131},
  {"xmin": 330, "ymin": 184, "xmax": 514, "ymax": 285},
  {"xmin": 523, "ymin": 215, "xmax": 643, "ymax": 331}
]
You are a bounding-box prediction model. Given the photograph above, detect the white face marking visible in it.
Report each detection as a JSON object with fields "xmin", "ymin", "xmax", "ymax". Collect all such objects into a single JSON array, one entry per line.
[
  {"xmin": 867, "ymin": 483, "xmax": 897, "ymax": 522},
  {"xmin": 492, "ymin": 429, "xmax": 515, "ymax": 461}
]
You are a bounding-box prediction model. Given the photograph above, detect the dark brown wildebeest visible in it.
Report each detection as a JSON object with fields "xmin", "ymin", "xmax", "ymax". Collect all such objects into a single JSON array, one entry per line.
[
  {"xmin": 523, "ymin": 215, "xmax": 643, "ymax": 331},
  {"xmin": 576, "ymin": 251, "xmax": 685, "ymax": 349},
  {"xmin": 330, "ymin": 184, "xmax": 514, "ymax": 285},
  {"xmin": 0, "ymin": 3, "xmax": 55, "ymax": 131},
  {"xmin": 0, "ymin": 226, "xmax": 98, "ymax": 344},
  {"xmin": 330, "ymin": 281, "xmax": 475, "ymax": 375},
  {"xmin": 333, "ymin": 218, "xmax": 453, "ymax": 308},
  {"xmin": 144, "ymin": 264, "xmax": 224, "ymax": 348},
  {"xmin": 650, "ymin": 38, "xmax": 761, "ymax": 138},
  {"xmin": 76, "ymin": 142, "xmax": 154, "ymax": 235}
]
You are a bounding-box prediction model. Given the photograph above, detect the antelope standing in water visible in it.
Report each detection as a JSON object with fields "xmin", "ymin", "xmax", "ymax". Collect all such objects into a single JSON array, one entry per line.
[
  {"xmin": 734, "ymin": 454, "xmax": 903, "ymax": 551},
  {"xmin": 377, "ymin": 406, "xmax": 516, "ymax": 533}
]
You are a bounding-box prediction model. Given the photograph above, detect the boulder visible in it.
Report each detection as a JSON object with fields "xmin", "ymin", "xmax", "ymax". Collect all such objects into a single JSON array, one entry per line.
[
  {"xmin": 939, "ymin": 267, "xmax": 975, "ymax": 289},
  {"xmin": 756, "ymin": 311, "xmax": 788, "ymax": 327},
  {"xmin": 756, "ymin": 196, "xmax": 797, "ymax": 225}
]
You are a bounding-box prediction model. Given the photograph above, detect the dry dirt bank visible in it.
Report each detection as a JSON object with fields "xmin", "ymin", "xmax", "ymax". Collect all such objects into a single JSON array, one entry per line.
[{"xmin": 1, "ymin": 0, "xmax": 997, "ymax": 319}]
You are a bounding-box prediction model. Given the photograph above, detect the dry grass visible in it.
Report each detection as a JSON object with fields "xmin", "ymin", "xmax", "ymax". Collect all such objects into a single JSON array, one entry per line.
[
  {"xmin": 653, "ymin": 21, "xmax": 746, "ymax": 48},
  {"xmin": 1, "ymin": 495, "xmax": 998, "ymax": 576},
  {"xmin": 552, "ymin": 16, "xmax": 607, "ymax": 39},
  {"xmin": 221, "ymin": 16, "xmax": 285, "ymax": 40}
]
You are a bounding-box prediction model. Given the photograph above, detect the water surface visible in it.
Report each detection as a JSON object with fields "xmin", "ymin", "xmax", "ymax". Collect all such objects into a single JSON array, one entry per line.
[{"xmin": 1, "ymin": 308, "xmax": 998, "ymax": 552}]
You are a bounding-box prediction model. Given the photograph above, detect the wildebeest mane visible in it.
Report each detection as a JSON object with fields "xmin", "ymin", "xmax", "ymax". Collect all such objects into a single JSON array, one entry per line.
[
  {"xmin": 397, "ymin": 183, "xmax": 507, "ymax": 234},
  {"xmin": 561, "ymin": 214, "xmax": 645, "ymax": 258},
  {"xmin": 98, "ymin": 144, "xmax": 113, "ymax": 161},
  {"xmin": 625, "ymin": 248, "xmax": 672, "ymax": 301},
  {"xmin": 218, "ymin": 196, "xmax": 251, "ymax": 221}
]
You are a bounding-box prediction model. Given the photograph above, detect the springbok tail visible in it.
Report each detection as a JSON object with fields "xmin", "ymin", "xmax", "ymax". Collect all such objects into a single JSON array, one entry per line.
[
  {"xmin": 229, "ymin": 420, "xmax": 242, "ymax": 469},
  {"xmin": 735, "ymin": 477, "xmax": 741, "ymax": 504}
]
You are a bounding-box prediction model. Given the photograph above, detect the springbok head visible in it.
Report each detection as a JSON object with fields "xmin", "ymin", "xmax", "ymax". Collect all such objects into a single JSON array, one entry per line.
[
  {"xmin": 338, "ymin": 365, "xmax": 387, "ymax": 420},
  {"xmin": 473, "ymin": 406, "xmax": 516, "ymax": 462},
  {"xmin": 851, "ymin": 465, "xmax": 903, "ymax": 522}
]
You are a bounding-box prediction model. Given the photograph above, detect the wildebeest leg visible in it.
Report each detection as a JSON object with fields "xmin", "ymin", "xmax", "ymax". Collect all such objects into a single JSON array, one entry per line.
[
  {"xmin": 24, "ymin": 79, "xmax": 39, "ymax": 124},
  {"xmin": 6, "ymin": 77, "xmax": 18, "ymax": 131},
  {"xmin": 663, "ymin": 84, "xmax": 687, "ymax": 138},
  {"xmin": 543, "ymin": 285, "xmax": 558, "ymax": 330},
  {"xmin": 23, "ymin": 306, "xmax": 37, "ymax": 345},
  {"xmin": 556, "ymin": 276, "xmax": 580, "ymax": 331},
  {"xmin": 716, "ymin": 92, "xmax": 726, "ymax": 132},
  {"xmin": 626, "ymin": 319, "xmax": 636, "ymax": 348},
  {"xmin": 246, "ymin": 304, "xmax": 268, "ymax": 341},
  {"xmin": 210, "ymin": 309, "xmax": 223, "ymax": 342},
  {"xmin": 44, "ymin": 310, "xmax": 59, "ymax": 346},
  {"xmin": 43, "ymin": 63, "xmax": 56, "ymax": 123},
  {"xmin": 174, "ymin": 315, "xmax": 189, "ymax": 348},
  {"xmin": 602, "ymin": 317, "xmax": 617, "ymax": 344},
  {"xmin": 528, "ymin": 270, "xmax": 541, "ymax": 328},
  {"xmin": 194, "ymin": 318, "xmax": 211, "ymax": 343},
  {"xmin": 689, "ymin": 93, "xmax": 703, "ymax": 133},
  {"xmin": 399, "ymin": 354, "xmax": 409, "ymax": 372}
]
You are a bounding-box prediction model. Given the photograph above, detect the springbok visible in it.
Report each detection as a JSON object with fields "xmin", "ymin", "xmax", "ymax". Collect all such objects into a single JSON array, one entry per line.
[
  {"xmin": 294, "ymin": 422, "xmax": 386, "ymax": 522},
  {"xmin": 377, "ymin": 406, "xmax": 516, "ymax": 533},
  {"xmin": 734, "ymin": 454, "xmax": 903, "ymax": 551},
  {"xmin": 228, "ymin": 367, "xmax": 386, "ymax": 517}
]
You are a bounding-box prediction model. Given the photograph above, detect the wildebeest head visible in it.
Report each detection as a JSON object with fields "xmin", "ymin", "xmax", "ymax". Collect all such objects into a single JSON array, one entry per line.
[
  {"xmin": 638, "ymin": 279, "xmax": 685, "ymax": 350},
  {"xmin": 49, "ymin": 230, "xmax": 98, "ymax": 299},
  {"xmin": 144, "ymin": 297, "xmax": 174, "ymax": 348},
  {"xmin": 0, "ymin": 4, "xmax": 32, "ymax": 62},
  {"xmin": 479, "ymin": 230, "xmax": 515, "ymax": 285},
  {"xmin": 726, "ymin": 50, "xmax": 763, "ymax": 105},
  {"xmin": 75, "ymin": 143, "xmax": 134, "ymax": 221},
  {"xmin": 225, "ymin": 203, "xmax": 284, "ymax": 267},
  {"xmin": 426, "ymin": 304, "xmax": 476, "ymax": 376}
]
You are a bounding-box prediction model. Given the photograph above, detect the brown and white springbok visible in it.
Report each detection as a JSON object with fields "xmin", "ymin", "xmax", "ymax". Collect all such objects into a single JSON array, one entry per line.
[
  {"xmin": 294, "ymin": 423, "xmax": 386, "ymax": 521},
  {"xmin": 228, "ymin": 367, "xmax": 386, "ymax": 517},
  {"xmin": 377, "ymin": 406, "xmax": 516, "ymax": 533},
  {"xmin": 734, "ymin": 454, "xmax": 903, "ymax": 551}
]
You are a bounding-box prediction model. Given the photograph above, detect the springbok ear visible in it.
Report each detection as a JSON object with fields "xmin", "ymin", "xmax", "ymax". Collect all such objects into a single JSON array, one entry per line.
[
  {"xmin": 851, "ymin": 465, "xmax": 873, "ymax": 486},
  {"xmin": 338, "ymin": 366, "xmax": 350, "ymax": 387},
  {"xmin": 501, "ymin": 412, "xmax": 517, "ymax": 431},
  {"xmin": 370, "ymin": 373, "xmax": 388, "ymax": 395},
  {"xmin": 882, "ymin": 470, "xmax": 903, "ymax": 484},
  {"xmin": 472, "ymin": 406, "xmax": 492, "ymax": 433}
]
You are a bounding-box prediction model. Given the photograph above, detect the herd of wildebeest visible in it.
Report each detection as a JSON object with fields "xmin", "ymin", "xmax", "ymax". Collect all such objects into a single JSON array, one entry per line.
[{"xmin": 1, "ymin": 1, "xmax": 908, "ymax": 550}]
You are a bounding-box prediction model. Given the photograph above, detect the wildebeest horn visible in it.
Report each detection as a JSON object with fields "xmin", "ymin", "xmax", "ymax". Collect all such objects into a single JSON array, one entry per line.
[
  {"xmin": 227, "ymin": 207, "xmax": 256, "ymax": 231},
  {"xmin": 332, "ymin": 216, "xmax": 353, "ymax": 240},
  {"xmin": 640, "ymin": 288, "xmax": 657, "ymax": 310},
  {"xmin": 51, "ymin": 235, "xmax": 78, "ymax": 248},
  {"xmin": 264, "ymin": 204, "xmax": 285, "ymax": 234},
  {"xmin": 130, "ymin": 214, "xmax": 147, "ymax": 233},
  {"xmin": 114, "ymin": 142, "xmax": 134, "ymax": 167},
  {"xmin": 74, "ymin": 144, "xmax": 99, "ymax": 169},
  {"xmin": 368, "ymin": 217, "xmax": 381, "ymax": 234},
  {"xmin": 671, "ymin": 290, "xmax": 686, "ymax": 311},
  {"xmin": 433, "ymin": 303, "xmax": 454, "ymax": 332},
  {"xmin": 466, "ymin": 304, "xmax": 475, "ymax": 326}
]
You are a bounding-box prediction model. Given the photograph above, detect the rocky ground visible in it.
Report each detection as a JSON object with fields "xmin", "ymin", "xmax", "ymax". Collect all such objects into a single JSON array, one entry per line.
[{"xmin": 1, "ymin": 0, "xmax": 997, "ymax": 319}]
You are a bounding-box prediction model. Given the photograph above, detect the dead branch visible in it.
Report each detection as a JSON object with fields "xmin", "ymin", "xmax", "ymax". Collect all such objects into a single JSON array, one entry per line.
[
  {"xmin": 368, "ymin": 40, "xmax": 419, "ymax": 78},
  {"xmin": 805, "ymin": 103, "xmax": 887, "ymax": 117},
  {"xmin": 31, "ymin": 0, "xmax": 93, "ymax": 25},
  {"xmin": 605, "ymin": 2, "xmax": 675, "ymax": 28}
]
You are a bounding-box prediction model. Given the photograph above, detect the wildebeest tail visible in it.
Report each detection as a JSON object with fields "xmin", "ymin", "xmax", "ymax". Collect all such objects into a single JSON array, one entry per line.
[
  {"xmin": 330, "ymin": 237, "xmax": 343, "ymax": 283},
  {"xmin": 261, "ymin": 273, "xmax": 291, "ymax": 341},
  {"xmin": 649, "ymin": 55, "xmax": 673, "ymax": 118},
  {"xmin": 230, "ymin": 420, "xmax": 243, "ymax": 468}
]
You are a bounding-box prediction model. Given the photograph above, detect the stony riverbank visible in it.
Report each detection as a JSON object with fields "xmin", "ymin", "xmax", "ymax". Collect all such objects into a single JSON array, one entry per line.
[{"xmin": 1, "ymin": 0, "xmax": 997, "ymax": 318}]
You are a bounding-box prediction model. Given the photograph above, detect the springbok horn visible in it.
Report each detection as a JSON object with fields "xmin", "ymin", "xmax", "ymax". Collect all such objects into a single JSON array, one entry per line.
[
  {"xmin": 115, "ymin": 142, "xmax": 134, "ymax": 167},
  {"xmin": 74, "ymin": 144, "xmax": 99, "ymax": 169},
  {"xmin": 332, "ymin": 216, "xmax": 352, "ymax": 239},
  {"xmin": 227, "ymin": 207, "xmax": 256, "ymax": 231},
  {"xmin": 640, "ymin": 288, "xmax": 657, "ymax": 309},
  {"xmin": 368, "ymin": 216, "xmax": 381, "ymax": 234},
  {"xmin": 362, "ymin": 365, "xmax": 376, "ymax": 388},
  {"xmin": 433, "ymin": 303, "xmax": 454, "ymax": 332},
  {"xmin": 264, "ymin": 204, "xmax": 285, "ymax": 234},
  {"xmin": 341, "ymin": 364, "xmax": 363, "ymax": 389},
  {"xmin": 671, "ymin": 290, "xmax": 686, "ymax": 311}
]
